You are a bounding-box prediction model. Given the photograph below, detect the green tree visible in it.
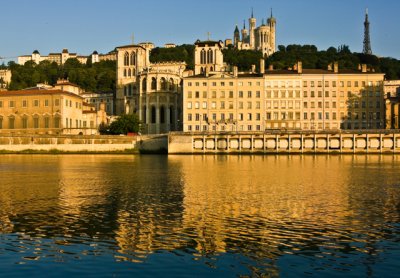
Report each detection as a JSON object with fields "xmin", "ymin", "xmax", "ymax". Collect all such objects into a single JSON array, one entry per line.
[{"xmin": 108, "ymin": 114, "xmax": 140, "ymax": 135}]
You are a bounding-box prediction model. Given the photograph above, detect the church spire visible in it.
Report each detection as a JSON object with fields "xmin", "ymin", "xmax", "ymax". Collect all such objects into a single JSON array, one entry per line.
[
  {"xmin": 243, "ymin": 20, "xmax": 246, "ymax": 29},
  {"xmin": 363, "ymin": 8, "xmax": 372, "ymax": 55},
  {"xmin": 251, "ymin": 7, "xmax": 254, "ymax": 18}
]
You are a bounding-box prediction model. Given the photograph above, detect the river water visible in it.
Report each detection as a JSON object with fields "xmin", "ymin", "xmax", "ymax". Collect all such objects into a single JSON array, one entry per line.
[{"xmin": 0, "ymin": 154, "xmax": 399, "ymax": 277}]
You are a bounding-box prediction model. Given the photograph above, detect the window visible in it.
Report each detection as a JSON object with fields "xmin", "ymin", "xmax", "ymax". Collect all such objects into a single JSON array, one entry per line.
[
  {"xmin": 9, "ymin": 100, "xmax": 15, "ymax": 108},
  {"xmin": 325, "ymin": 81, "xmax": 329, "ymax": 87},
  {"xmin": 188, "ymin": 114, "xmax": 192, "ymax": 121},
  {"xmin": 0, "ymin": 101, "xmax": 2, "ymax": 108},
  {"xmin": 44, "ymin": 117, "xmax": 50, "ymax": 128},
  {"xmin": 187, "ymin": 102, "xmax": 192, "ymax": 109},
  {"xmin": 22, "ymin": 100, "xmax": 28, "ymax": 107},
  {"xmin": 229, "ymin": 91, "xmax": 233, "ymax": 98},
  {"xmin": 34, "ymin": 117, "xmax": 39, "ymax": 128},
  {"xmin": 203, "ymin": 91, "xmax": 207, "ymax": 98},
  {"xmin": 22, "ymin": 117, "xmax": 28, "ymax": 128},
  {"xmin": 187, "ymin": 91, "xmax": 192, "ymax": 98},
  {"xmin": 8, "ymin": 116, "xmax": 15, "ymax": 129},
  {"xmin": 256, "ymin": 91, "xmax": 260, "ymax": 98},
  {"xmin": 239, "ymin": 91, "xmax": 243, "ymax": 98},
  {"xmin": 54, "ymin": 117, "xmax": 60, "ymax": 128},
  {"xmin": 195, "ymin": 91, "xmax": 200, "ymax": 98},
  {"xmin": 248, "ymin": 91, "xmax": 252, "ymax": 98},
  {"xmin": 304, "ymin": 112, "xmax": 308, "ymax": 120}
]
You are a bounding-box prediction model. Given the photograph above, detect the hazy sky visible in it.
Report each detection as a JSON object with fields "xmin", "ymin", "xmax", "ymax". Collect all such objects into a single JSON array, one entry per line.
[{"xmin": 1, "ymin": 0, "xmax": 399, "ymax": 62}]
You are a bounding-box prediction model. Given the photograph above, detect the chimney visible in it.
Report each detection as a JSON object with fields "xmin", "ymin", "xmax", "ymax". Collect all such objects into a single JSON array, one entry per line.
[
  {"xmin": 297, "ymin": 61, "xmax": 302, "ymax": 74},
  {"xmin": 333, "ymin": 62, "xmax": 339, "ymax": 73},
  {"xmin": 260, "ymin": 59, "xmax": 265, "ymax": 74},
  {"xmin": 233, "ymin": 66, "xmax": 238, "ymax": 77},
  {"xmin": 251, "ymin": 64, "xmax": 256, "ymax": 73},
  {"xmin": 327, "ymin": 63, "xmax": 332, "ymax": 71},
  {"xmin": 268, "ymin": 64, "xmax": 274, "ymax": 71},
  {"xmin": 361, "ymin": 64, "xmax": 367, "ymax": 73}
]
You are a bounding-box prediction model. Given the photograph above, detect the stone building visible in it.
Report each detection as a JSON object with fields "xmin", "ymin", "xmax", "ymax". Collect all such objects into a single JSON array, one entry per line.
[
  {"xmin": 233, "ymin": 10, "xmax": 276, "ymax": 56},
  {"xmin": 0, "ymin": 69, "xmax": 11, "ymax": 89},
  {"xmin": 384, "ymin": 80, "xmax": 400, "ymax": 129},
  {"xmin": 0, "ymin": 89, "xmax": 106, "ymax": 135},
  {"xmin": 18, "ymin": 49, "xmax": 116, "ymax": 65},
  {"xmin": 115, "ymin": 43, "xmax": 188, "ymax": 134},
  {"xmin": 183, "ymin": 41, "xmax": 385, "ymax": 132}
]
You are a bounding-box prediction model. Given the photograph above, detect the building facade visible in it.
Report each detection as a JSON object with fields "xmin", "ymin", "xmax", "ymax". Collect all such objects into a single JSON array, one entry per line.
[
  {"xmin": 0, "ymin": 89, "xmax": 106, "ymax": 135},
  {"xmin": 115, "ymin": 43, "xmax": 187, "ymax": 134},
  {"xmin": 0, "ymin": 69, "xmax": 11, "ymax": 89},
  {"xmin": 183, "ymin": 43, "xmax": 385, "ymax": 132},
  {"xmin": 384, "ymin": 80, "xmax": 400, "ymax": 129},
  {"xmin": 233, "ymin": 10, "xmax": 276, "ymax": 56},
  {"xmin": 18, "ymin": 49, "xmax": 117, "ymax": 65}
]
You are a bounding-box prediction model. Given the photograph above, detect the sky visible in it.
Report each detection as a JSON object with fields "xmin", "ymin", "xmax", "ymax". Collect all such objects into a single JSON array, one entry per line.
[{"xmin": 1, "ymin": 0, "xmax": 399, "ymax": 63}]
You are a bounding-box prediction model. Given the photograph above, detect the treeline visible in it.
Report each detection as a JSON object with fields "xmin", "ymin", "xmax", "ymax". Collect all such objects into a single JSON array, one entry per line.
[
  {"xmin": 150, "ymin": 44, "xmax": 195, "ymax": 69},
  {"xmin": 223, "ymin": 44, "xmax": 400, "ymax": 80},
  {"xmin": 6, "ymin": 59, "xmax": 116, "ymax": 92},
  {"xmin": 266, "ymin": 44, "xmax": 400, "ymax": 80}
]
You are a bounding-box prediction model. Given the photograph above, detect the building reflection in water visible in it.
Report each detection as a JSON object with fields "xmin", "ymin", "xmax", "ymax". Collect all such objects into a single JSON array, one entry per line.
[{"xmin": 0, "ymin": 154, "xmax": 399, "ymax": 275}]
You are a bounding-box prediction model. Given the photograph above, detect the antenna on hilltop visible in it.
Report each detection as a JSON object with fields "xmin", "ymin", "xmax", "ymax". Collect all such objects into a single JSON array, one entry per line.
[{"xmin": 363, "ymin": 8, "xmax": 372, "ymax": 55}]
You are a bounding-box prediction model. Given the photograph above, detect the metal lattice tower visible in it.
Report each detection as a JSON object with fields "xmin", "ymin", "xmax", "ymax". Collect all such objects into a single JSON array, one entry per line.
[{"xmin": 363, "ymin": 8, "xmax": 372, "ymax": 55}]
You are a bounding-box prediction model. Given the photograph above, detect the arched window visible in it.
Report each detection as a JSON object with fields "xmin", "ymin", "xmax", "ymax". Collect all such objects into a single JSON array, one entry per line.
[
  {"xmin": 210, "ymin": 66, "xmax": 213, "ymax": 72},
  {"xmin": 130, "ymin": 52, "xmax": 136, "ymax": 65},
  {"xmin": 132, "ymin": 68, "xmax": 136, "ymax": 76},
  {"xmin": 160, "ymin": 106, "xmax": 165, "ymax": 124},
  {"xmin": 0, "ymin": 116, "xmax": 3, "ymax": 129},
  {"xmin": 207, "ymin": 49, "xmax": 213, "ymax": 64},
  {"xmin": 54, "ymin": 115, "xmax": 61, "ymax": 128},
  {"xmin": 169, "ymin": 78, "xmax": 174, "ymax": 91},
  {"xmin": 200, "ymin": 49, "xmax": 206, "ymax": 64},
  {"xmin": 169, "ymin": 106, "xmax": 174, "ymax": 125},
  {"xmin": 151, "ymin": 77, "xmax": 157, "ymax": 90},
  {"xmin": 128, "ymin": 69, "xmax": 131, "ymax": 77},
  {"xmin": 200, "ymin": 67, "xmax": 204, "ymax": 74},
  {"xmin": 8, "ymin": 115, "xmax": 15, "ymax": 129},
  {"xmin": 124, "ymin": 52, "xmax": 129, "ymax": 66},
  {"xmin": 124, "ymin": 69, "xmax": 127, "ymax": 77},
  {"xmin": 161, "ymin": 77, "xmax": 167, "ymax": 90},
  {"xmin": 142, "ymin": 78, "xmax": 147, "ymax": 91},
  {"xmin": 151, "ymin": 106, "xmax": 156, "ymax": 123},
  {"xmin": 124, "ymin": 86, "xmax": 128, "ymax": 96}
]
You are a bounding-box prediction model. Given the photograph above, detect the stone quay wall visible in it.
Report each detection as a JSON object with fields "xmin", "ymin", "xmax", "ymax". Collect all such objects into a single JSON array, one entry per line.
[
  {"xmin": 168, "ymin": 131, "xmax": 400, "ymax": 154},
  {"xmin": 0, "ymin": 134, "xmax": 168, "ymax": 153}
]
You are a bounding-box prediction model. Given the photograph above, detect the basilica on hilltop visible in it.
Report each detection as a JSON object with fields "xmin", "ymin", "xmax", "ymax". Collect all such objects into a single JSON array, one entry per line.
[{"xmin": 233, "ymin": 9, "xmax": 276, "ymax": 56}]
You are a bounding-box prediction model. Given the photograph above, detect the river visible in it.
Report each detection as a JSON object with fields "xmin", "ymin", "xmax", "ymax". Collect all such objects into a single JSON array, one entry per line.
[{"xmin": 0, "ymin": 155, "xmax": 399, "ymax": 277}]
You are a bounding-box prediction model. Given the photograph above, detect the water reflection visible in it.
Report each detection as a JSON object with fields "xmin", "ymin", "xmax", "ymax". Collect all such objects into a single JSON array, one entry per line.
[{"xmin": 0, "ymin": 155, "xmax": 399, "ymax": 276}]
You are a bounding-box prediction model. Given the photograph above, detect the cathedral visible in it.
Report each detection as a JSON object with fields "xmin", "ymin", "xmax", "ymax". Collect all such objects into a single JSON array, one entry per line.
[{"xmin": 233, "ymin": 9, "xmax": 276, "ymax": 56}]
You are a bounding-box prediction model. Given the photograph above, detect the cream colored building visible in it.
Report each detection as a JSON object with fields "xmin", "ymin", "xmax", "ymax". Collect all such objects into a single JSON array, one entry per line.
[
  {"xmin": 183, "ymin": 42, "xmax": 385, "ymax": 132},
  {"xmin": 0, "ymin": 89, "xmax": 106, "ymax": 135},
  {"xmin": 115, "ymin": 42, "xmax": 188, "ymax": 134},
  {"xmin": 233, "ymin": 10, "xmax": 276, "ymax": 56},
  {"xmin": 384, "ymin": 80, "xmax": 400, "ymax": 129},
  {"xmin": 18, "ymin": 49, "xmax": 117, "ymax": 65},
  {"xmin": 0, "ymin": 69, "xmax": 11, "ymax": 89}
]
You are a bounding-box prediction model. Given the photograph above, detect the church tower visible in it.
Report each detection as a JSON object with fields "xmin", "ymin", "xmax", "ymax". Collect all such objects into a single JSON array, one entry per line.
[
  {"xmin": 267, "ymin": 9, "xmax": 276, "ymax": 54},
  {"xmin": 194, "ymin": 40, "xmax": 224, "ymax": 75},
  {"xmin": 234, "ymin": 25, "xmax": 240, "ymax": 46},
  {"xmin": 249, "ymin": 8, "xmax": 256, "ymax": 48},
  {"xmin": 363, "ymin": 8, "xmax": 372, "ymax": 55},
  {"xmin": 241, "ymin": 20, "xmax": 248, "ymax": 42}
]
